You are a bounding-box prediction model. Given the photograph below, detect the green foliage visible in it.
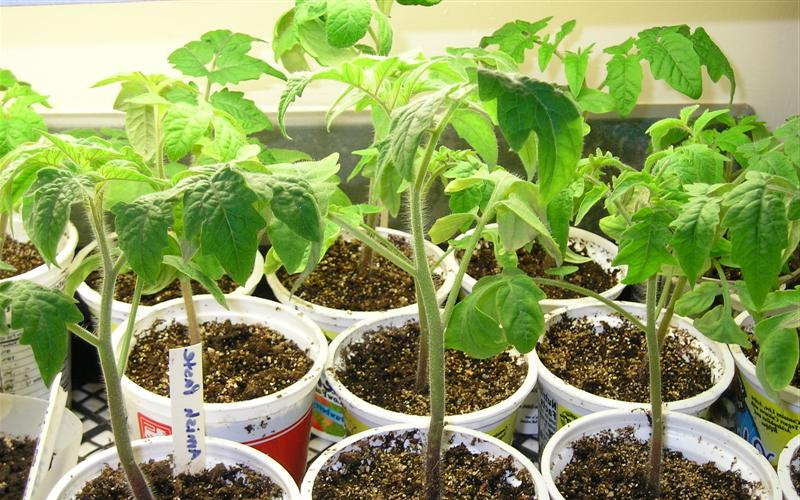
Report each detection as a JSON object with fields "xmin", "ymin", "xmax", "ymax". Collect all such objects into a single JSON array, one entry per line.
[
  {"xmin": 612, "ymin": 208, "xmax": 675, "ymax": 284},
  {"xmin": 111, "ymin": 195, "xmax": 174, "ymax": 283},
  {"xmin": 162, "ymin": 102, "xmax": 213, "ymax": 162},
  {"xmin": 669, "ymin": 194, "xmax": 720, "ymax": 283},
  {"xmin": 0, "ymin": 69, "xmax": 49, "ymax": 158},
  {"xmin": 479, "ymin": 18, "xmax": 552, "ymax": 64}
]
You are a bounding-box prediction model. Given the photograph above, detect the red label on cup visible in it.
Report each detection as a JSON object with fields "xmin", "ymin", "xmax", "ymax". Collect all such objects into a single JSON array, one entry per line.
[{"xmin": 244, "ymin": 408, "xmax": 312, "ymax": 483}]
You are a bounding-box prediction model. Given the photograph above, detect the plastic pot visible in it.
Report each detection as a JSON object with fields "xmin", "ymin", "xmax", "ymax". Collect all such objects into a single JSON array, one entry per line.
[
  {"xmin": 778, "ymin": 433, "xmax": 800, "ymax": 500},
  {"xmin": 1, "ymin": 215, "xmax": 78, "ymax": 398},
  {"xmin": 535, "ymin": 302, "xmax": 735, "ymax": 450},
  {"xmin": 540, "ymin": 408, "xmax": 781, "ymax": 499},
  {"xmin": 266, "ymin": 227, "xmax": 458, "ymax": 441},
  {"xmin": 325, "ymin": 311, "xmax": 537, "ymax": 444},
  {"xmin": 112, "ymin": 295, "xmax": 327, "ymax": 482},
  {"xmin": 47, "ymin": 435, "xmax": 301, "ymax": 499},
  {"xmin": 300, "ymin": 423, "xmax": 548, "ymax": 499},
  {"xmin": 74, "ymin": 240, "xmax": 264, "ymax": 329},
  {"xmin": 0, "ymin": 393, "xmax": 82, "ymax": 500},
  {"xmin": 730, "ymin": 311, "xmax": 800, "ymax": 466}
]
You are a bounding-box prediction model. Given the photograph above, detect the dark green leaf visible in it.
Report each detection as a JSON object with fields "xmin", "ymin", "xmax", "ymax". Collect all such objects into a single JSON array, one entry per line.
[
  {"xmin": 637, "ymin": 30, "xmax": 702, "ymax": 98},
  {"xmin": 612, "ymin": 208, "xmax": 675, "ymax": 284},
  {"xmin": 694, "ymin": 304, "xmax": 749, "ymax": 347},
  {"xmin": 112, "ymin": 195, "xmax": 174, "ymax": 283},
  {"xmin": 450, "ymin": 108, "xmax": 498, "ymax": 167},
  {"xmin": 690, "ymin": 27, "xmax": 736, "ymax": 101},
  {"xmin": 605, "ymin": 53, "xmax": 642, "ymax": 117},
  {"xmin": 271, "ymin": 176, "xmax": 323, "ymax": 243},
  {"xmin": 479, "ymin": 18, "xmax": 551, "ymax": 64},
  {"xmin": 670, "ymin": 195, "xmax": 720, "ymax": 283},
  {"xmin": 675, "ymin": 281, "xmax": 721, "ymax": 317},
  {"xmin": 755, "ymin": 312, "xmax": 799, "ymax": 391}
]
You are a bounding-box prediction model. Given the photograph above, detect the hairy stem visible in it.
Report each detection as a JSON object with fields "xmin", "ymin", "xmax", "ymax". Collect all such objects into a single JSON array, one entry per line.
[
  {"xmin": 645, "ymin": 276, "xmax": 663, "ymax": 495},
  {"xmin": 117, "ymin": 276, "xmax": 144, "ymax": 373},
  {"xmin": 67, "ymin": 324, "xmax": 99, "ymax": 347},
  {"xmin": 357, "ymin": 207, "xmax": 379, "ymax": 276},
  {"xmin": 414, "ymin": 287, "xmax": 430, "ymax": 393},
  {"xmin": 179, "ymin": 277, "xmax": 202, "ymax": 345},
  {"xmin": 656, "ymin": 276, "xmax": 686, "ymax": 350},
  {"xmin": 89, "ymin": 201, "xmax": 155, "ymax": 500}
]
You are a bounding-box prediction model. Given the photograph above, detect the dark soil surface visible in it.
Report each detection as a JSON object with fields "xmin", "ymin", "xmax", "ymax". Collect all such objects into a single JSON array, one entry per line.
[
  {"xmin": 336, "ymin": 321, "xmax": 527, "ymax": 415},
  {"xmin": 0, "ymin": 435, "xmax": 36, "ymax": 500},
  {"xmin": 706, "ymin": 265, "xmax": 743, "ymax": 282},
  {"xmin": 555, "ymin": 426, "xmax": 759, "ymax": 499},
  {"xmin": 786, "ymin": 247, "xmax": 800, "ymax": 289},
  {"xmin": 537, "ymin": 314, "xmax": 714, "ymax": 402},
  {"xmin": 75, "ymin": 459, "xmax": 283, "ymax": 500},
  {"xmin": 792, "ymin": 447, "xmax": 800, "ymax": 493},
  {"xmin": 126, "ymin": 320, "xmax": 312, "ymax": 403},
  {"xmin": 87, "ymin": 271, "xmax": 238, "ymax": 306},
  {"xmin": 459, "ymin": 238, "xmax": 619, "ymax": 299},
  {"xmin": 313, "ymin": 430, "xmax": 537, "ymax": 499},
  {"xmin": 0, "ymin": 238, "xmax": 44, "ymax": 279},
  {"xmin": 277, "ymin": 235, "xmax": 443, "ymax": 311},
  {"xmin": 743, "ymin": 329, "xmax": 800, "ymax": 388}
]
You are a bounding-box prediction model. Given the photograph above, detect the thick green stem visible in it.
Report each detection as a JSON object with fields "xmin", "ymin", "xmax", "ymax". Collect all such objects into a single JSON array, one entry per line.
[
  {"xmin": 89, "ymin": 202, "xmax": 155, "ymax": 500},
  {"xmin": 645, "ymin": 276, "xmax": 663, "ymax": 495},
  {"xmin": 414, "ymin": 287, "xmax": 430, "ymax": 393},
  {"xmin": 179, "ymin": 277, "xmax": 202, "ymax": 345},
  {"xmin": 117, "ymin": 276, "xmax": 144, "ymax": 373}
]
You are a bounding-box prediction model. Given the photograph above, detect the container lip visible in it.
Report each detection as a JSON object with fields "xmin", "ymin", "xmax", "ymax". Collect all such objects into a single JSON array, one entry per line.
[
  {"xmin": 75, "ymin": 242, "xmax": 264, "ymax": 315},
  {"xmin": 301, "ymin": 422, "xmax": 547, "ymax": 499},
  {"xmin": 731, "ymin": 311, "xmax": 800, "ymax": 401},
  {"xmin": 266, "ymin": 227, "xmax": 458, "ymax": 321},
  {"xmin": 539, "ymin": 408, "xmax": 781, "ymax": 500},
  {"xmin": 324, "ymin": 310, "xmax": 538, "ymax": 427},
  {"xmin": 113, "ymin": 294, "xmax": 327, "ymax": 414},
  {"xmin": 535, "ymin": 301, "xmax": 735, "ymax": 413},
  {"xmin": 48, "ymin": 435, "xmax": 301, "ymax": 500},
  {"xmin": 457, "ymin": 225, "xmax": 627, "ymax": 304},
  {"xmin": 3, "ymin": 214, "xmax": 79, "ymax": 284},
  {"xmin": 777, "ymin": 433, "xmax": 800, "ymax": 500}
]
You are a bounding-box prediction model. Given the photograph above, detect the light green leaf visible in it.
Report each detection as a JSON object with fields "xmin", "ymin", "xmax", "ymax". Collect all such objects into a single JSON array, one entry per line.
[
  {"xmin": 204, "ymin": 115, "xmax": 247, "ymax": 162},
  {"xmin": 124, "ymin": 104, "xmax": 158, "ymax": 161},
  {"xmin": 612, "ymin": 208, "xmax": 675, "ymax": 284},
  {"xmin": 451, "ymin": 107, "xmax": 498, "ymax": 167},
  {"xmin": 163, "ymin": 102, "xmax": 212, "ymax": 162},
  {"xmin": 168, "ymin": 40, "xmax": 214, "ymax": 77},
  {"xmin": 298, "ymin": 19, "xmax": 359, "ymax": 66},
  {"xmin": 748, "ymin": 151, "xmax": 798, "ymax": 187},
  {"xmin": 670, "ymin": 195, "xmax": 720, "ymax": 283},
  {"xmin": 326, "ymin": 0, "xmax": 372, "ymax": 48},
  {"xmin": 564, "ymin": 47, "xmax": 591, "ymax": 96},
  {"xmin": 690, "ymin": 27, "xmax": 736, "ymax": 101},
  {"xmin": 605, "ymin": 53, "xmax": 642, "ymax": 117},
  {"xmin": 429, "ymin": 212, "xmax": 476, "ymax": 244},
  {"xmin": 637, "ymin": 30, "xmax": 702, "ymax": 99},
  {"xmin": 576, "ymin": 88, "xmax": 616, "ymax": 114},
  {"xmin": 479, "ymin": 18, "xmax": 551, "ymax": 64},
  {"xmin": 277, "ymin": 72, "xmax": 314, "ymax": 139},
  {"xmin": 210, "ymin": 89, "xmax": 272, "ymax": 134},
  {"xmin": 755, "ymin": 312, "xmax": 798, "ymax": 391},
  {"xmin": 112, "ymin": 195, "xmax": 174, "ymax": 284},
  {"xmin": 575, "ymin": 183, "xmax": 607, "ymax": 225},
  {"xmin": 694, "ymin": 304, "xmax": 749, "ymax": 347},
  {"xmin": 372, "ymin": 10, "xmax": 393, "ymax": 56},
  {"xmin": 162, "ymin": 255, "xmax": 228, "ymax": 307},
  {"xmin": 675, "ymin": 281, "xmax": 721, "ymax": 317},
  {"xmin": 497, "ymin": 190, "xmax": 560, "ymax": 260}
]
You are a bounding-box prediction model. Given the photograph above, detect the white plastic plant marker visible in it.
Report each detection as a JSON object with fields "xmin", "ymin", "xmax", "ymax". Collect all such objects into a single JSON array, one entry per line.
[
  {"xmin": 169, "ymin": 343, "xmax": 207, "ymax": 474},
  {"xmin": 23, "ymin": 372, "xmax": 67, "ymax": 500}
]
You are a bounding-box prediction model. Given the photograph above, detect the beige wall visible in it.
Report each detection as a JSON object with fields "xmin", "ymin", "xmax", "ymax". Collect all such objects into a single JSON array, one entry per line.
[{"xmin": 1, "ymin": 0, "xmax": 798, "ymax": 128}]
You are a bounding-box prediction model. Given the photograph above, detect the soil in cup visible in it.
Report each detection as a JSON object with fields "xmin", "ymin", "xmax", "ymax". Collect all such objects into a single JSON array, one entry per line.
[
  {"xmin": 312, "ymin": 430, "xmax": 537, "ymax": 499},
  {"xmin": 0, "ymin": 238, "xmax": 44, "ymax": 279},
  {"xmin": 0, "ymin": 434, "xmax": 36, "ymax": 500},
  {"xmin": 792, "ymin": 447, "xmax": 800, "ymax": 493},
  {"xmin": 126, "ymin": 320, "xmax": 312, "ymax": 403},
  {"xmin": 458, "ymin": 239, "xmax": 618, "ymax": 299},
  {"xmin": 86, "ymin": 271, "xmax": 238, "ymax": 306},
  {"xmin": 555, "ymin": 426, "xmax": 759, "ymax": 500},
  {"xmin": 537, "ymin": 314, "xmax": 714, "ymax": 402},
  {"xmin": 336, "ymin": 321, "xmax": 527, "ymax": 415},
  {"xmin": 75, "ymin": 459, "xmax": 283, "ymax": 500},
  {"xmin": 276, "ymin": 235, "xmax": 443, "ymax": 311}
]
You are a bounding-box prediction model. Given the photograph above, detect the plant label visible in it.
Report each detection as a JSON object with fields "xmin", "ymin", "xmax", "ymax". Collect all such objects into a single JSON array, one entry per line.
[{"xmin": 169, "ymin": 343, "xmax": 206, "ymax": 474}]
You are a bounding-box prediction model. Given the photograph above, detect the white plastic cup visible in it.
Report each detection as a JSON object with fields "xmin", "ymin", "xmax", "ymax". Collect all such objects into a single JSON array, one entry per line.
[
  {"xmin": 266, "ymin": 227, "xmax": 459, "ymax": 441},
  {"xmin": 112, "ymin": 295, "xmax": 327, "ymax": 483},
  {"xmin": 778, "ymin": 433, "xmax": 800, "ymax": 500},
  {"xmin": 730, "ymin": 311, "xmax": 800, "ymax": 466},
  {"xmin": 75, "ymin": 241, "xmax": 264, "ymax": 329},
  {"xmin": 301, "ymin": 423, "xmax": 549, "ymax": 499},
  {"xmin": 458, "ymin": 225, "xmax": 627, "ymax": 436},
  {"xmin": 325, "ymin": 311, "xmax": 537, "ymax": 444},
  {"xmin": 0, "ymin": 393, "xmax": 82, "ymax": 499},
  {"xmin": 1, "ymin": 215, "xmax": 78, "ymax": 398},
  {"xmin": 47, "ymin": 436, "xmax": 301, "ymax": 499},
  {"xmin": 535, "ymin": 302, "xmax": 735, "ymax": 450},
  {"xmin": 540, "ymin": 408, "xmax": 781, "ymax": 499}
]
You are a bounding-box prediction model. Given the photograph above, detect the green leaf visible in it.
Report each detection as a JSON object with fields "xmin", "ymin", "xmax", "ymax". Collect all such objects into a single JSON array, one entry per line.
[
  {"xmin": 546, "ymin": 265, "xmax": 579, "ymax": 277},
  {"xmin": 669, "ymin": 195, "xmax": 720, "ymax": 283},
  {"xmin": 271, "ymin": 176, "xmax": 323, "ymax": 243},
  {"xmin": 372, "ymin": 10, "xmax": 393, "ymax": 56},
  {"xmin": 0, "ymin": 281, "xmax": 82, "ymax": 386},
  {"xmin": 690, "ymin": 27, "xmax": 736, "ymax": 101},
  {"xmin": 496, "ymin": 273, "xmax": 546, "ymax": 353},
  {"xmin": 694, "ymin": 304, "xmax": 749, "ymax": 347},
  {"xmin": 637, "ymin": 30, "xmax": 702, "ymax": 99},
  {"xmin": 748, "ymin": 151, "xmax": 798, "ymax": 187},
  {"xmin": 183, "ymin": 167, "xmax": 265, "ymax": 283},
  {"xmin": 547, "ymin": 184, "xmax": 575, "ymax": 257},
  {"xmin": 612, "ymin": 208, "xmax": 675, "ymax": 284},
  {"xmin": 450, "ymin": 108, "xmax": 498, "ymax": 167},
  {"xmin": 162, "ymin": 102, "xmax": 212, "ymax": 162},
  {"xmin": 477, "ymin": 70, "xmax": 582, "ymax": 201},
  {"xmin": 429, "ymin": 213, "xmax": 476, "ymax": 244},
  {"xmin": 775, "ymin": 116, "xmax": 800, "ymax": 163},
  {"xmin": 162, "ymin": 255, "xmax": 228, "ymax": 307},
  {"xmin": 575, "ymin": 184, "xmax": 607, "ymax": 225},
  {"xmin": 605, "ymin": 53, "xmax": 643, "ymax": 117},
  {"xmin": 168, "ymin": 40, "xmax": 214, "ymax": 77},
  {"xmin": 266, "ymin": 219, "xmax": 310, "ymax": 274},
  {"xmin": 675, "ymin": 281, "xmax": 721, "ymax": 317},
  {"xmin": 298, "ymin": 19, "xmax": 359, "ymax": 67},
  {"xmin": 210, "ymin": 89, "xmax": 271, "ymax": 134},
  {"xmin": 204, "ymin": 115, "xmax": 247, "ymax": 162},
  {"xmin": 722, "ymin": 175, "xmax": 789, "ymax": 306},
  {"xmin": 479, "ymin": 18, "xmax": 551, "ymax": 64},
  {"xmin": 755, "ymin": 313, "xmax": 799, "ymax": 391},
  {"xmin": 112, "ymin": 195, "xmax": 174, "ymax": 284},
  {"xmin": 326, "ymin": 0, "xmax": 372, "ymax": 48},
  {"xmin": 497, "ymin": 188, "xmax": 560, "ymax": 259},
  {"xmin": 277, "ymin": 72, "xmax": 314, "ymax": 139},
  {"xmin": 576, "ymin": 88, "xmax": 616, "ymax": 114},
  {"xmin": 564, "ymin": 47, "xmax": 591, "ymax": 96}
]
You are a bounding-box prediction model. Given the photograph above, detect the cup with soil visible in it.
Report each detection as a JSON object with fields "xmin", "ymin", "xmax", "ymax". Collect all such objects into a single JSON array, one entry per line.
[
  {"xmin": 729, "ymin": 311, "xmax": 800, "ymax": 466},
  {"xmin": 300, "ymin": 423, "xmax": 548, "ymax": 499},
  {"xmin": 0, "ymin": 393, "xmax": 82, "ymax": 500},
  {"xmin": 265, "ymin": 227, "xmax": 458, "ymax": 441},
  {"xmin": 534, "ymin": 302, "xmax": 735, "ymax": 449},
  {"xmin": 74, "ymin": 238, "xmax": 264, "ymax": 328},
  {"xmin": 1, "ymin": 214, "xmax": 78, "ymax": 398},
  {"xmin": 777, "ymin": 433, "xmax": 800, "ymax": 500},
  {"xmin": 540, "ymin": 408, "xmax": 781, "ymax": 500},
  {"xmin": 47, "ymin": 435, "xmax": 301, "ymax": 500},
  {"xmin": 324, "ymin": 311, "xmax": 537, "ymax": 444},
  {"xmin": 112, "ymin": 295, "xmax": 327, "ymax": 482}
]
